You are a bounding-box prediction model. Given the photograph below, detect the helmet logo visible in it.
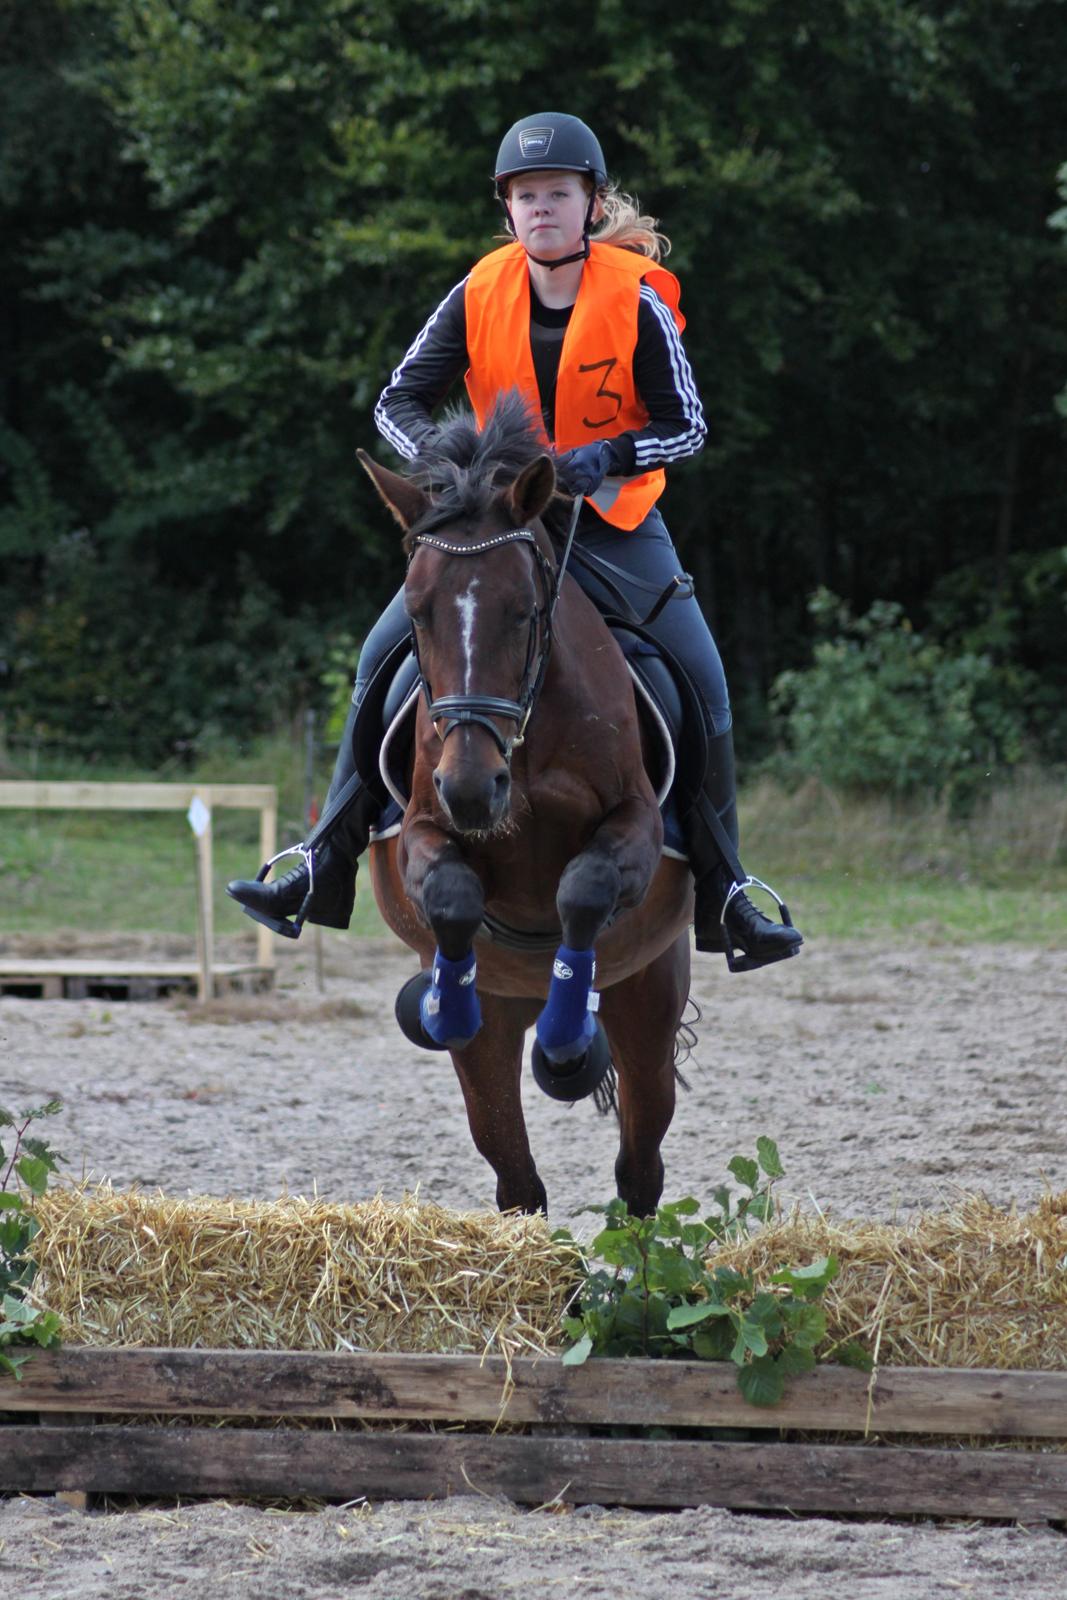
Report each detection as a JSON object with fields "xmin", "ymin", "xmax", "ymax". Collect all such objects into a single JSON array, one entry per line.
[{"xmin": 518, "ymin": 127, "xmax": 554, "ymax": 161}]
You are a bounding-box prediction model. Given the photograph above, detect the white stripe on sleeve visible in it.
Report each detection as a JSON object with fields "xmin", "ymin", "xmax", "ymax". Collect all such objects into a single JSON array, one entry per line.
[
  {"xmin": 633, "ymin": 284, "xmax": 706, "ymax": 468},
  {"xmin": 374, "ymin": 277, "xmax": 471, "ymax": 459}
]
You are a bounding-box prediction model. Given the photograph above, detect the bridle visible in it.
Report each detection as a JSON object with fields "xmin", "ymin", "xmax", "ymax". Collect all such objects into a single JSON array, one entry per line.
[{"xmin": 407, "ymin": 499, "xmax": 581, "ymax": 763}]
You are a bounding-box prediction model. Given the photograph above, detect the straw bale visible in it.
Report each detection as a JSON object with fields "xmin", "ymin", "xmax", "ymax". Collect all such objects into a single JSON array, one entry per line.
[
  {"xmin": 30, "ymin": 1184, "xmax": 580, "ymax": 1358},
  {"xmin": 710, "ymin": 1190, "xmax": 1067, "ymax": 1370},
  {"xmin": 27, "ymin": 1184, "xmax": 1067, "ymax": 1375}
]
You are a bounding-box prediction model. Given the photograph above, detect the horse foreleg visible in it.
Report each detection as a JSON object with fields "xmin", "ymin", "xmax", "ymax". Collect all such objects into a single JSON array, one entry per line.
[
  {"xmin": 450, "ymin": 996, "xmax": 547, "ymax": 1214},
  {"xmin": 555, "ymin": 794, "xmax": 662, "ymax": 949},
  {"xmin": 599, "ymin": 933, "xmax": 690, "ymax": 1216},
  {"xmin": 402, "ymin": 826, "xmax": 484, "ymax": 960},
  {"xmin": 400, "ymin": 826, "xmax": 487, "ymax": 1047},
  {"xmin": 533, "ymin": 796, "xmax": 662, "ymax": 1072}
]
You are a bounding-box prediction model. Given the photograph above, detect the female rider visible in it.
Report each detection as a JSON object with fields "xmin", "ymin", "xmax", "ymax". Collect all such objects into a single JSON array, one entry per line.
[{"xmin": 228, "ymin": 112, "xmax": 803, "ymax": 973}]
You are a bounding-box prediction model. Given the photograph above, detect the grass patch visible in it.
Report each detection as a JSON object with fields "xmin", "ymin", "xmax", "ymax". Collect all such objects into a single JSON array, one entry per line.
[
  {"xmin": 2, "ymin": 740, "xmax": 1066, "ymax": 946},
  {"xmin": 742, "ymin": 768, "xmax": 1067, "ymax": 945}
]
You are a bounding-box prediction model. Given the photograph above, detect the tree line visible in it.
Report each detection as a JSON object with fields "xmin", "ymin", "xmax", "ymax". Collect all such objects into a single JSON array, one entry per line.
[{"xmin": 2, "ymin": 0, "xmax": 1065, "ymax": 768}]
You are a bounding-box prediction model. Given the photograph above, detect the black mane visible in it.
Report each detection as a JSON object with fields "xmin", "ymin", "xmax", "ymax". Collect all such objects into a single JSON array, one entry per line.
[{"xmin": 406, "ymin": 391, "xmax": 555, "ymax": 540}]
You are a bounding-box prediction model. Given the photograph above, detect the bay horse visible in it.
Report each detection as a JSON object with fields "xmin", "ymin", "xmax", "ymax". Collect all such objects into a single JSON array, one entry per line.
[{"xmin": 357, "ymin": 398, "xmax": 693, "ymax": 1216}]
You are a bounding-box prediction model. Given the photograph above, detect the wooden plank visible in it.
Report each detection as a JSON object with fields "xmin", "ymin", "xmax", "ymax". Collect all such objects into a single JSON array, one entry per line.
[
  {"xmin": 0, "ymin": 781, "xmax": 275, "ymax": 811},
  {"xmin": 0, "ymin": 965, "xmax": 272, "ymax": 1001},
  {"xmin": 39, "ymin": 1412, "xmax": 91, "ymax": 1511},
  {"xmin": 0, "ymin": 962, "xmax": 269, "ymax": 980},
  {"xmin": 3, "ymin": 1426, "xmax": 1066, "ymax": 1518},
  {"xmin": 6, "ymin": 1349, "xmax": 1067, "ymax": 1438}
]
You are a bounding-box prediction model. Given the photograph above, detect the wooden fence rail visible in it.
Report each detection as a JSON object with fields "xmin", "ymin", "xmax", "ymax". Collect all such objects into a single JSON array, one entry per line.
[
  {"xmin": 3, "ymin": 1349, "xmax": 1066, "ymax": 1519},
  {"xmin": 0, "ymin": 780, "xmax": 277, "ymax": 999}
]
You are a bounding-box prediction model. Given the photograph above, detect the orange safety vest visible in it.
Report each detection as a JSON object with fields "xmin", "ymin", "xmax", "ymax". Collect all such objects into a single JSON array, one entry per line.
[{"xmin": 464, "ymin": 241, "xmax": 685, "ymax": 531}]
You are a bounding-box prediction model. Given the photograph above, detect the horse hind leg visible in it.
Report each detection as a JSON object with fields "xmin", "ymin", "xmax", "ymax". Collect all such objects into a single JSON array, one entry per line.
[
  {"xmin": 599, "ymin": 933, "xmax": 691, "ymax": 1217},
  {"xmin": 450, "ymin": 995, "xmax": 547, "ymax": 1215}
]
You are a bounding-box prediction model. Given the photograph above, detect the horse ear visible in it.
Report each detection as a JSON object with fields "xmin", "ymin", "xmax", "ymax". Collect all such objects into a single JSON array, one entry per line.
[
  {"xmin": 356, "ymin": 449, "xmax": 430, "ymax": 531},
  {"xmin": 507, "ymin": 454, "xmax": 556, "ymax": 524}
]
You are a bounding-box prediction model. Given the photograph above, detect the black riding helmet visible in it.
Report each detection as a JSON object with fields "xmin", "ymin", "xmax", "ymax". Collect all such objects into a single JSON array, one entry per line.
[
  {"xmin": 494, "ymin": 112, "xmax": 608, "ymax": 270},
  {"xmin": 494, "ymin": 112, "xmax": 608, "ymax": 196}
]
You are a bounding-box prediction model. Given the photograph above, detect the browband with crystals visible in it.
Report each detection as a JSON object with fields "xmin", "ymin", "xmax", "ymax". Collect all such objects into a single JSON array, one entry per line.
[{"xmin": 411, "ymin": 529, "xmax": 536, "ymax": 556}]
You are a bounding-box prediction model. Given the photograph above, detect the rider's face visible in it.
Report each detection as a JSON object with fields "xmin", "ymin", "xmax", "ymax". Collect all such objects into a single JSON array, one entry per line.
[{"xmin": 507, "ymin": 170, "xmax": 595, "ymax": 259}]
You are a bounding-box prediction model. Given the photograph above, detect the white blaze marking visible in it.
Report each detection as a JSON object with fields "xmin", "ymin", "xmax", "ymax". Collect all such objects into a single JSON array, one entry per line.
[{"xmin": 456, "ymin": 578, "xmax": 480, "ymax": 691}]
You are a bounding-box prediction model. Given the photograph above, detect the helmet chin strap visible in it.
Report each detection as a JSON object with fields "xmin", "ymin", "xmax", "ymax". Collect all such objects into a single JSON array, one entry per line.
[
  {"xmin": 505, "ymin": 192, "xmax": 598, "ymax": 271},
  {"xmin": 526, "ymin": 238, "xmax": 590, "ymax": 270}
]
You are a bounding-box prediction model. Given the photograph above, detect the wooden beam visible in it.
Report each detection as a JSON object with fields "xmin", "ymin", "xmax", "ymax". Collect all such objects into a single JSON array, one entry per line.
[
  {"xmin": 4, "ymin": 1426, "xmax": 1067, "ymax": 1518},
  {"xmin": 0, "ymin": 781, "xmax": 276, "ymax": 811},
  {"xmin": 0, "ymin": 962, "xmax": 269, "ymax": 979},
  {"xmin": 6, "ymin": 1349, "xmax": 1067, "ymax": 1438}
]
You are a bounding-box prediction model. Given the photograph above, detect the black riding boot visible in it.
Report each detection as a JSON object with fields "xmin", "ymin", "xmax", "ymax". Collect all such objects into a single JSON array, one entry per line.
[
  {"xmin": 226, "ymin": 700, "xmax": 377, "ymax": 940},
  {"xmin": 685, "ymin": 727, "xmax": 803, "ymax": 971}
]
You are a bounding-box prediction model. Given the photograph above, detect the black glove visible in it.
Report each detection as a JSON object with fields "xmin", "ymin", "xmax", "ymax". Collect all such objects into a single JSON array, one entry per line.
[{"xmin": 555, "ymin": 440, "xmax": 618, "ymax": 498}]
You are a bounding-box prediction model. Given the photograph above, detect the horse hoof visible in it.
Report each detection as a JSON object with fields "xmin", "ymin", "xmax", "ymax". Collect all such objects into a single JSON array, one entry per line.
[
  {"xmin": 394, "ymin": 971, "xmax": 450, "ymax": 1053},
  {"xmin": 531, "ymin": 1022, "xmax": 612, "ymax": 1103}
]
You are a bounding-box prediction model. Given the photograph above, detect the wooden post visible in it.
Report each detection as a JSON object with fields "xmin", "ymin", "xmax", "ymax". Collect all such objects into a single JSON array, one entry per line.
[
  {"xmin": 190, "ymin": 791, "xmax": 214, "ymax": 1003},
  {"xmin": 257, "ymin": 794, "xmax": 277, "ymax": 974}
]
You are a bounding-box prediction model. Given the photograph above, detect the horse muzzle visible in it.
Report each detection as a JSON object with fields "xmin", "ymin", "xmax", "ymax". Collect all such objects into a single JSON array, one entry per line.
[{"xmin": 433, "ymin": 756, "xmax": 512, "ymax": 836}]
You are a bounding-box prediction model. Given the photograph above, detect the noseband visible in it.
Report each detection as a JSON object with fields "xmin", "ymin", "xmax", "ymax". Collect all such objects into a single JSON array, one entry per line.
[{"xmin": 407, "ymin": 526, "xmax": 559, "ymax": 762}]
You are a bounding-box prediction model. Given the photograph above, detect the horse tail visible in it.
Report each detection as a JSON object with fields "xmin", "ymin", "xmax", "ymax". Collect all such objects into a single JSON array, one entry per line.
[
  {"xmin": 672, "ymin": 994, "xmax": 701, "ymax": 1091},
  {"xmin": 592, "ymin": 1062, "xmax": 618, "ymax": 1118}
]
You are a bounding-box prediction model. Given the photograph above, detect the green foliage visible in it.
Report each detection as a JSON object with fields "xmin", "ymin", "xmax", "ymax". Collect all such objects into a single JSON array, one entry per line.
[
  {"xmin": 0, "ymin": 1100, "xmax": 64, "ymax": 1379},
  {"xmin": 771, "ymin": 589, "xmax": 1027, "ymax": 805},
  {"xmin": 2, "ymin": 1, "xmax": 1066, "ymax": 757},
  {"xmin": 3, "ymin": 528, "xmax": 326, "ymax": 763},
  {"xmin": 924, "ymin": 547, "xmax": 1067, "ymax": 767},
  {"xmin": 558, "ymin": 1139, "xmax": 870, "ymax": 1407}
]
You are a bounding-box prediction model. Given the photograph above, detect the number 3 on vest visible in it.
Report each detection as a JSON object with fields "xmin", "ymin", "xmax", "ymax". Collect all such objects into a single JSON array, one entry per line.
[{"xmin": 579, "ymin": 357, "xmax": 623, "ymax": 429}]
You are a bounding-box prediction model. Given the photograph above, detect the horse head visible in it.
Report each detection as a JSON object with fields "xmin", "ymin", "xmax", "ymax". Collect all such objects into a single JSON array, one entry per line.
[{"xmin": 358, "ymin": 405, "xmax": 559, "ymax": 837}]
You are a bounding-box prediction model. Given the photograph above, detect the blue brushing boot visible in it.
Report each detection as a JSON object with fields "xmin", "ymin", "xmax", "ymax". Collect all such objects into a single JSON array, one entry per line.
[
  {"xmin": 420, "ymin": 949, "xmax": 482, "ymax": 1049},
  {"xmin": 536, "ymin": 947, "xmax": 598, "ymax": 1064},
  {"xmin": 532, "ymin": 945, "xmax": 611, "ymax": 1104}
]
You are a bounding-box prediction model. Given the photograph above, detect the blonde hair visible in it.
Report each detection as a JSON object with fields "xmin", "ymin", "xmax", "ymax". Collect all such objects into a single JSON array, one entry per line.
[{"xmin": 592, "ymin": 182, "xmax": 671, "ymax": 261}]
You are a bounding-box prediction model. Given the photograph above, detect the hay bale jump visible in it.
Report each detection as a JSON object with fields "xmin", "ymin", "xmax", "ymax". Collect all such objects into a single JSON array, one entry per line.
[{"xmin": 4, "ymin": 1186, "xmax": 1067, "ymax": 1518}]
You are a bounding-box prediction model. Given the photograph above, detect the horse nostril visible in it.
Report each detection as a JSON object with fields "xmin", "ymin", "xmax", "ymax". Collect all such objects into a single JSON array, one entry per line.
[
  {"xmin": 493, "ymin": 770, "xmax": 510, "ymax": 797},
  {"xmin": 433, "ymin": 770, "xmax": 444, "ymax": 794}
]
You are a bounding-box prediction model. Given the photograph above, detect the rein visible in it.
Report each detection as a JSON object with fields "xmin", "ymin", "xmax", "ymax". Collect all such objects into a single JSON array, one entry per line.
[{"xmin": 408, "ymin": 497, "xmax": 581, "ymax": 762}]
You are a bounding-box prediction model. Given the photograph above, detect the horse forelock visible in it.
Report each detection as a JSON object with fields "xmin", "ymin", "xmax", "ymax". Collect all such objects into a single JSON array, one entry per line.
[{"xmin": 402, "ymin": 392, "xmax": 556, "ymax": 552}]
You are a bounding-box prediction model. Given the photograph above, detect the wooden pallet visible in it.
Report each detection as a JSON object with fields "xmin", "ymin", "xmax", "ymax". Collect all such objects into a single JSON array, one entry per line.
[
  {"xmin": 3, "ymin": 1349, "xmax": 1066, "ymax": 1519},
  {"xmin": 0, "ymin": 961, "xmax": 274, "ymax": 1001}
]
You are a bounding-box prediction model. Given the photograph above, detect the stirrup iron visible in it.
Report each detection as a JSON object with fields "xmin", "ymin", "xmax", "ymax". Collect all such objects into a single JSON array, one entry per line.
[
  {"xmin": 721, "ymin": 874, "xmax": 797, "ymax": 974},
  {"xmin": 243, "ymin": 842, "xmax": 315, "ymax": 940}
]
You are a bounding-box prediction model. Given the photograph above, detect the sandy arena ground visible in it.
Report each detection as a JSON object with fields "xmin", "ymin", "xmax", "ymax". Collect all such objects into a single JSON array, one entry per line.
[{"xmin": 2, "ymin": 924, "xmax": 1066, "ymax": 1597}]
